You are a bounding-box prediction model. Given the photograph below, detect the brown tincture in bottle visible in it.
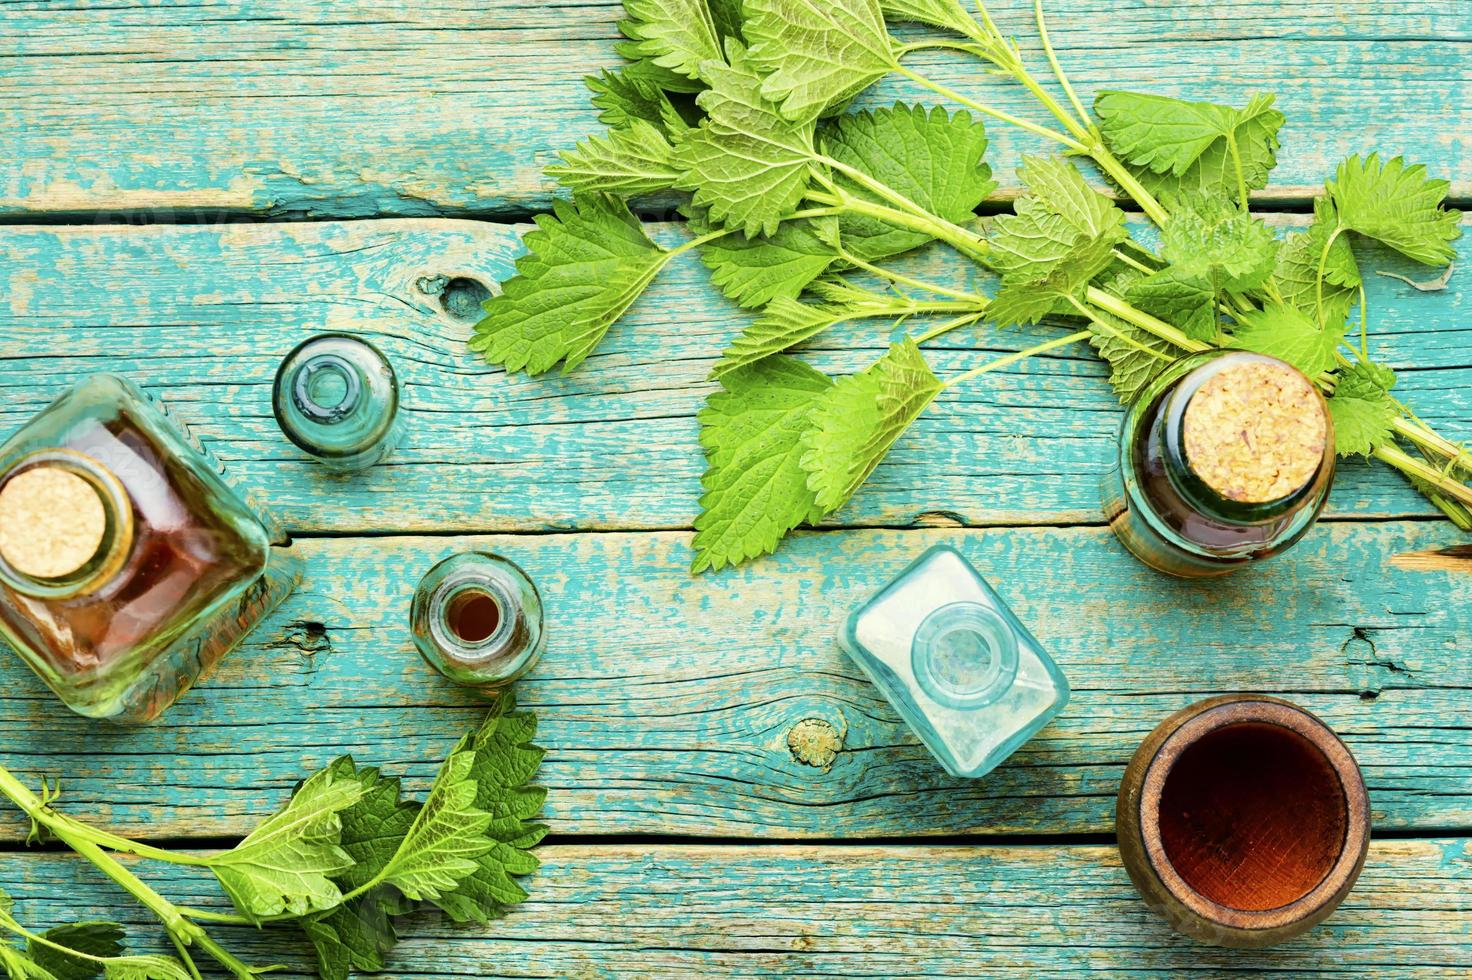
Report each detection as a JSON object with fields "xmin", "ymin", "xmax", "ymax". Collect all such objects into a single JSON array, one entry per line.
[
  {"xmin": 1103, "ymin": 351, "xmax": 1336, "ymax": 577},
  {"xmin": 0, "ymin": 376, "xmax": 299, "ymax": 721}
]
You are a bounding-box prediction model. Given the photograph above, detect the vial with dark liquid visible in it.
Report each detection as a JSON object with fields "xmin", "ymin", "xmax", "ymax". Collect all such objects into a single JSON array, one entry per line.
[
  {"xmin": 410, "ymin": 552, "xmax": 544, "ymax": 689},
  {"xmin": 274, "ymin": 333, "xmax": 402, "ymax": 471},
  {"xmin": 0, "ymin": 375, "xmax": 301, "ymax": 721},
  {"xmin": 1102, "ymin": 351, "xmax": 1336, "ymax": 577}
]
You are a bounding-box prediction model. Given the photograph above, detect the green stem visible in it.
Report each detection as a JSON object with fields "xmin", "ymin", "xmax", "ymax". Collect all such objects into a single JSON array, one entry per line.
[
  {"xmin": 914, "ymin": 310, "xmax": 989, "ymax": 344},
  {"xmin": 892, "ymin": 64, "xmax": 1087, "ymax": 151},
  {"xmin": 1083, "ymin": 286, "xmax": 1206, "ymax": 352},
  {"xmin": 1314, "ymin": 224, "xmax": 1345, "ymax": 327},
  {"xmin": 818, "ymin": 155, "xmax": 972, "ymax": 232},
  {"xmin": 0, "ymin": 765, "xmax": 262, "ymax": 978},
  {"xmin": 1357, "ymin": 279, "xmax": 1370, "ymax": 360},
  {"xmin": 838, "ymin": 249, "xmax": 990, "ymax": 304},
  {"xmin": 1031, "ymin": 0, "xmax": 1091, "ymax": 129},
  {"xmin": 1110, "ymin": 248, "xmax": 1156, "ymax": 277},
  {"xmin": 1082, "ymin": 141, "xmax": 1173, "ymax": 228},
  {"xmin": 171, "ymin": 935, "xmax": 207, "ymax": 980},
  {"xmin": 1225, "ymin": 131, "xmax": 1249, "ymax": 210},
  {"xmin": 1376, "ymin": 443, "xmax": 1472, "ymax": 508},
  {"xmin": 947, "ymin": 330, "xmax": 1092, "ymax": 387},
  {"xmin": 810, "ymin": 189, "xmax": 990, "ymax": 264}
]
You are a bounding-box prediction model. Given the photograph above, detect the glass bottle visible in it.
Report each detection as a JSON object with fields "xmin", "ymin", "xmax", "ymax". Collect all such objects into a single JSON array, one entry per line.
[
  {"xmin": 1102, "ymin": 351, "xmax": 1335, "ymax": 577},
  {"xmin": 273, "ymin": 333, "xmax": 402, "ymax": 471},
  {"xmin": 411, "ymin": 552, "xmax": 544, "ymax": 690},
  {"xmin": 840, "ymin": 545, "xmax": 1069, "ymax": 779},
  {"xmin": 0, "ymin": 375, "xmax": 301, "ymax": 722}
]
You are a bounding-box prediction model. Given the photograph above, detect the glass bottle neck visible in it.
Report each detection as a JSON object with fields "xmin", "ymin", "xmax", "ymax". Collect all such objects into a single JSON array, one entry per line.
[
  {"xmin": 0, "ymin": 450, "xmax": 135, "ymax": 599},
  {"xmin": 1150, "ymin": 364, "xmax": 1327, "ymax": 527}
]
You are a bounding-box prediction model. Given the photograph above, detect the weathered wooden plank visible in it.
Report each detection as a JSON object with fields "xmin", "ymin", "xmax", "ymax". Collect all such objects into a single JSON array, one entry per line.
[
  {"xmin": 2, "ymin": 218, "xmax": 1467, "ymax": 534},
  {"xmin": 0, "ymin": 524, "xmax": 1466, "ymax": 843},
  {"xmin": 1, "ymin": 2, "xmax": 1467, "ymax": 216},
  {"xmin": 1, "ymin": 840, "xmax": 1468, "ymax": 976}
]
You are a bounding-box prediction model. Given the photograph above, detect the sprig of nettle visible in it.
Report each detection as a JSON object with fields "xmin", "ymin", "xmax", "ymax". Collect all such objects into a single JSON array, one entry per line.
[
  {"xmin": 0, "ymin": 697, "xmax": 545, "ymax": 980},
  {"xmin": 473, "ymin": 0, "xmax": 1468, "ymax": 571}
]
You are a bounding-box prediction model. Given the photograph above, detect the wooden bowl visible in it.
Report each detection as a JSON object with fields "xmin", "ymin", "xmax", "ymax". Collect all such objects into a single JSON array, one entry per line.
[{"xmin": 1116, "ymin": 695, "xmax": 1370, "ymax": 947}]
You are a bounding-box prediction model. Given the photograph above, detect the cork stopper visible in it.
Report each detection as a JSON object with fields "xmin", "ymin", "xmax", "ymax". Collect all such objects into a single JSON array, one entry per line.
[
  {"xmin": 0, "ymin": 466, "xmax": 109, "ymax": 580},
  {"xmin": 1182, "ymin": 361, "xmax": 1327, "ymax": 504}
]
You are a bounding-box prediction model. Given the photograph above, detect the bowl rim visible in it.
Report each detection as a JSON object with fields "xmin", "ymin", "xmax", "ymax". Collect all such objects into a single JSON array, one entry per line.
[{"xmin": 1134, "ymin": 697, "xmax": 1370, "ymax": 934}]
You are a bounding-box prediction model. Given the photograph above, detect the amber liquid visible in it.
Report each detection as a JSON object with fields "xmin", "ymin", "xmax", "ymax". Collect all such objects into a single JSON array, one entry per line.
[{"xmin": 0, "ymin": 414, "xmax": 263, "ymax": 677}]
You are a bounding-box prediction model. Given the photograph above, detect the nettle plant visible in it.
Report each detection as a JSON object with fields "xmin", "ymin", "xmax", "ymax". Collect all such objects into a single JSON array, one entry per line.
[{"xmin": 473, "ymin": 0, "xmax": 1467, "ymax": 572}]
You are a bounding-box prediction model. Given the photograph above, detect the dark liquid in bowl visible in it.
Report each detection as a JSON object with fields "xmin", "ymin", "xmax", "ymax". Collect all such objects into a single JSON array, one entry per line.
[{"xmin": 1158, "ymin": 722, "xmax": 1348, "ymax": 911}]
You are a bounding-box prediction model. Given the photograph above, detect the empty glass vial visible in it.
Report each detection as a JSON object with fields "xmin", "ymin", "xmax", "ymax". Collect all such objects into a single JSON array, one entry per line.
[
  {"xmin": 274, "ymin": 333, "xmax": 401, "ymax": 471},
  {"xmin": 1102, "ymin": 351, "xmax": 1335, "ymax": 578},
  {"xmin": 841, "ymin": 545, "xmax": 1069, "ymax": 779},
  {"xmin": 411, "ymin": 552, "xmax": 544, "ymax": 690},
  {"xmin": 0, "ymin": 375, "xmax": 301, "ymax": 722}
]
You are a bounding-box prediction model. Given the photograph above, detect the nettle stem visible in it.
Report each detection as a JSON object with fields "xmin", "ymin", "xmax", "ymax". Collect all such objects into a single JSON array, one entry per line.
[
  {"xmin": 947, "ymin": 329, "xmax": 1091, "ymax": 387},
  {"xmin": 0, "ymin": 765, "xmax": 258, "ymax": 978}
]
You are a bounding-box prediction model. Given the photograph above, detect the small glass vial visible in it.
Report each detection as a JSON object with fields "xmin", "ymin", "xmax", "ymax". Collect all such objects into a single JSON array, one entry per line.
[
  {"xmin": 411, "ymin": 553, "xmax": 544, "ymax": 690},
  {"xmin": 0, "ymin": 375, "xmax": 301, "ymax": 722},
  {"xmin": 274, "ymin": 333, "xmax": 402, "ymax": 471},
  {"xmin": 840, "ymin": 545, "xmax": 1069, "ymax": 779},
  {"xmin": 1103, "ymin": 351, "xmax": 1335, "ymax": 577}
]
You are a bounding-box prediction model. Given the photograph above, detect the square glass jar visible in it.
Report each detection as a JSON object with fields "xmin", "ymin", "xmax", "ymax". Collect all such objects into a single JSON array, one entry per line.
[
  {"xmin": 840, "ymin": 545, "xmax": 1069, "ymax": 778},
  {"xmin": 0, "ymin": 375, "xmax": 299, "ymax": 722}
]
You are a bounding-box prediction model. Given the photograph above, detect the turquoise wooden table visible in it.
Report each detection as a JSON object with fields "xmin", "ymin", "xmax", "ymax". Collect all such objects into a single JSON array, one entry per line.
[{"xmin": 2, "ymin": 1, "xmax": 1471, "ymax": 975}]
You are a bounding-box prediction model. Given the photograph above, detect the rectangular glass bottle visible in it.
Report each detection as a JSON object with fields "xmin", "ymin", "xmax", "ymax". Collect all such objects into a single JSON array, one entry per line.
[
  {"xmin": 0, "ymin": 375, "xmax": 300, "ymax": 722},
  {"xmin": 841, "ymin": 545, "xmax": 1069, "ymax": 779}
]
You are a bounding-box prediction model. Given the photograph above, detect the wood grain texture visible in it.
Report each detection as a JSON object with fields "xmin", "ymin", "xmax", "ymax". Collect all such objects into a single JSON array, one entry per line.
[
  {"xmin": 0, "ymin": 840, "xmax": 1468, "ymax": 976},
  {"xmin": 0, "ymin": 524, "xmax": 1466, "ymax": 843},
  {"xmin": 2, "ymin": 217, "xmax": 1468, "ymax": 534},
  {"xmin": 1, "ymin": 2, "xmax": 1467, "ymax": 216}
]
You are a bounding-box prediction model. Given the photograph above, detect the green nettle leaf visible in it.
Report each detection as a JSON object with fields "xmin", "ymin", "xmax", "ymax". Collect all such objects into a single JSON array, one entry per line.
[
  {"xmin": 0, "ymin": 944, "xmax": 59, "ymax": 980},
  {"xmin": 985, "ymin": 158, "xmax": 1126, "ymax": 325},
  {"xmin": 471, "ymin": 193, "xmax": 672, "ymax": 375},
  {"xmin": 1095, "ymin": 91, "xmax": 1242, "ymax": 176},
  {"xmin": 1272, "ymin": 197, "xmax": 1361, "ymax": 327},
  {"xmin": 879, "ymin": 0, "xmax": 978, "ymax": 37},
  {"xmin": 298, "ymin": 758, "xmax": 422, "ymax": 980},
  {"xmin": 822, "ymin": 104, "xmax": 995, "ymax": 261},
  {"xmin": 375, "ymin": 745, "xmax": 495, "ymax": 902},
  {"xmin": 1230, "ymin": 303, "xmax": 1346, "ymax": 377},
  {"xmin": 673, "ymin": 45, "xmax": 820, "ymax": 236},
  {"xmin": 618, "ymin": 0, "xmax": 724, "ymax": 82},
  {"xmin": 801, "ymin": 339, "xmax": 943, "ymax": 511},
  {"xmin": 711, "ymin": 298, "xmax": 844, "ymax": 378},
  {"xmin": 707, "ymin": 0, "xmax": 747, "ymax": 41},
  {"xmin": 100, "ymin": 957, "xmax": 192, "ymax": 980},
  {"xmin": 1125, "ymin": 266, "xmax": 1218, "ymax": 342},
  {"xmin": 1328, "ymin": 363, "xmax": 1398, "ymax": 458},
  {"xmin": 693, "ymin": 214, "xmax": 840, "ymax": 308},
  {"xmin": 210, "ymin": 765, "xmax": 364, "ymax": 920},
  {"xmin": 29, "ymin": 923, "xmax": 124, "ymax": 980},
  {"xmin": 428, "ymin": 696, "xmax": 549, "ymax": 924},
  {"xmin": 585, "ymin": 69, "xmax": 685, "ymax": 134},
  {"xmin": 745, "ymin": 0, "xmax": 899, "ymax": 122},
  {"xmin": 1086, "ymin": 307, "xmax": 1179, "ymax": 404},
  {"xmin": 692, "ymin": 358, "xmax": 835, "ymax": 572},
  {"xmin": 1327, "ymin": 153, "xmax": 1463, "ymax": 265},
  {"xmin": 1096, "ymin": 92, "xmax": 1285, "ymax": 203},
  {"xmin": 1161, "ymin": 192, "xmax": 1279, "ymax": 294},
  {"xmin": 547, "ymin": 120, "xmax": 682, "ymax": 196}
]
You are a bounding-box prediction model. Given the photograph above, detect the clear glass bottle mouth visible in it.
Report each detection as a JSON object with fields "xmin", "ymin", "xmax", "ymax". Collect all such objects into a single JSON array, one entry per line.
[
  {"xmin": 0, "ymin": 449, "xmax": 134, "ymax": 600},
  {"xmin": 273, "ymin": 333, "xmax": 400, "ymax": 468},
  {"xmin": 410, "ymin": 552, "xmax": 545, "ymax": 689},
  {"xmin": 911, "ymin": 601, "xmax": 1019, "ymax": 709}
]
